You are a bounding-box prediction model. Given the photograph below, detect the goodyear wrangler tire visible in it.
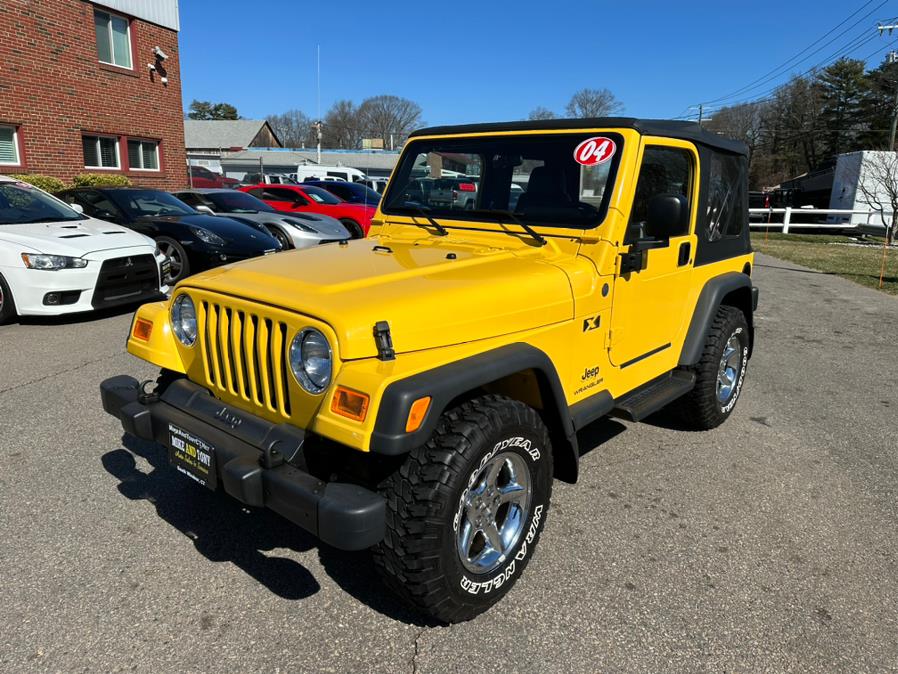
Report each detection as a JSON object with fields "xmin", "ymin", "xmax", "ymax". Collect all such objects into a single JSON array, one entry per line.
[
  {"xmin": 373, "ymin": 395, "xmax": 552, "ymax": 623},
  {"xmin": 675, "ymin": 305, "xmax": 750, "ymax": 430}
]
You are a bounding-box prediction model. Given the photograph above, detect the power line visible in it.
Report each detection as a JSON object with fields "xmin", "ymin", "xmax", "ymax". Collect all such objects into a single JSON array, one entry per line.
[{"xmin": 701, "ymin": 0, "xmax": 889, "ymax": 106}]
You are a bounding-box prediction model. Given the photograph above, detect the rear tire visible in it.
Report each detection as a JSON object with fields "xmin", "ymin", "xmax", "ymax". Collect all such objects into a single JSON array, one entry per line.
[
  {"xmin": 156, "ymin": 236, "xmax": 191, "ymax": 285},
  {"xmin": 373, "ymin": 395, "xmax": 552, "ymax": 623},
  {"xmin": 674, "ymin": 305, "xmax": 750, "ymax": 429},
  {"xmin": 0, "ymin": 273, "xmax": 17, "ymax": 325},
  {"xmin": 340, "ymin": 219, "xmax": 365, "ymax": 239}
]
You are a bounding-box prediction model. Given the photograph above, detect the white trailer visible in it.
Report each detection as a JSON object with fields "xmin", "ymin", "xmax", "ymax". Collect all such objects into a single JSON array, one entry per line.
[{"xmin": 828, "ymin": 150, "xmax": 897, "ymax": 229}]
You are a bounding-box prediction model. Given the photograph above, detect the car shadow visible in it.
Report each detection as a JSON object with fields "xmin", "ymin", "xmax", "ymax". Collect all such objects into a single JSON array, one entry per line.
[
  {"xmin": 575, "ymin": 417, "xmax": 628, "ymax": 458},
  {"xmin": 101, "ymin": 433, "xmax": 434, "ymax": 625}
]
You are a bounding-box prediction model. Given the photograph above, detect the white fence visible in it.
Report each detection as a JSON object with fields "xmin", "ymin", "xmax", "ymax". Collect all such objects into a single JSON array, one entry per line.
[{"xmin": 749, "ymin": 208, "xmax": 891, "ymax": 234}]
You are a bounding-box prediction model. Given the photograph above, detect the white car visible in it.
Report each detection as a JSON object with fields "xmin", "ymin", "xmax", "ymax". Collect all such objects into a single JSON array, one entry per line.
[{"xmin": 0, "ymin": 176, "xmax": 167, "ymax": 324}]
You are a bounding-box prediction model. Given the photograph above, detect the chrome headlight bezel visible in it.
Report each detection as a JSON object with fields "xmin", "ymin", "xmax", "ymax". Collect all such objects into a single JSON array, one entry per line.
[
  {"xmin": 289, "ymin": 328, "xmax": 332, "ymax": 394},
  {"xmin": 170, "ymin": 294, "xmax": 198, "ymax": 347}
]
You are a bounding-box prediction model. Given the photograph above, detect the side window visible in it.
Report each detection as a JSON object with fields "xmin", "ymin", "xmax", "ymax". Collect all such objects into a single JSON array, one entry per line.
[
  {"xmin": 628, "ymin": 146, "xmax": 693, "ymax": 241},
  {"xmin": 705, "ymin": 153, "xmax": 746, "ymax": 241},
  {"xmin": 78, "ymin": 191, "xmax": 123, "ymax": 219}
]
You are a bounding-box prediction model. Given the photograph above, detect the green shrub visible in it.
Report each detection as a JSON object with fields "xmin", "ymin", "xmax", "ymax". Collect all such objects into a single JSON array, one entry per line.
[
  {"xmin": 71, "ymin": 173, "xmax": 132, "ymax": 188},
  {"xmin": 7, "ymin": 173, "xmax": 67, "ymax": 193}
]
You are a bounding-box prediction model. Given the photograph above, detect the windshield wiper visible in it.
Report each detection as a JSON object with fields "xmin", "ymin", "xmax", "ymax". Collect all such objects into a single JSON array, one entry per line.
[
  {"xmin": 18, "ymin": 216, "xmax": 84, "ymax": 224},
  {"xmin": 485, "ymin": 210, "xmax": 547, "ymax": 247},
  {"xmin": 407, "ymin": 206, "xmax": 449, "ymax": 236}
]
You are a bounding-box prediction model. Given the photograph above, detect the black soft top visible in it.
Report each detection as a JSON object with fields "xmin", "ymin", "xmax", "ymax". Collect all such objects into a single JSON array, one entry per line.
[{"xmin": 409, "ymin": 117, "xmax": 747, "ymax": 156}]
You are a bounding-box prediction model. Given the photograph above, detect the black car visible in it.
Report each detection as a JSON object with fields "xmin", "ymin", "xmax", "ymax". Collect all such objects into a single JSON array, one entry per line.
[
  {"xmin": 303, "ymin": 180, "xmax": 381, "ymax": 207},
  {"xmin": 57, "ymin": 188, "xmax": 280, "ymax": 284}
]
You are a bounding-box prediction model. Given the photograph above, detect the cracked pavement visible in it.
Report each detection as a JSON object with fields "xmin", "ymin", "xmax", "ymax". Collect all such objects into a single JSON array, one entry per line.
[{"xmin": 1, "ymin": 252, "xmax": 898, "ymax": 672}]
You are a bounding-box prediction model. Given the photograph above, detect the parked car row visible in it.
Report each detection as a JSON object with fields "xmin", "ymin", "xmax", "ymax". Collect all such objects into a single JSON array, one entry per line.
[{"xmin": 0, "ymin": 172, "xmax": 384, "ymax": 324}]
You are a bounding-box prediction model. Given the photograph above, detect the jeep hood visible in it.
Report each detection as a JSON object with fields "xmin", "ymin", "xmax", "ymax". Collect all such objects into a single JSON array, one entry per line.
[{"xmin": 184, "ymin": 238, "xmax": 574, "ymax": 359}]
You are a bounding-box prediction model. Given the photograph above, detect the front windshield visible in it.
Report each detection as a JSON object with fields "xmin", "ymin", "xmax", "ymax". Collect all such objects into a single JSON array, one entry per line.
[
  {"xmin": 301, "ymin": 185, "xmax": 342, "ymax": 205},
  {"xmin": 206, "ymin": 191, "xmax": 275, "ymax": 213},
  {"xmin": 382, "ymin": 132, "xmax": 622, "ymax": 229},
  {"xmin": 0, "ymin": 181, "xmax": 84, "ymax": 225},
  {"xmin": 110, "ymin": 190, "xmax": 196, "ymax": 218}
]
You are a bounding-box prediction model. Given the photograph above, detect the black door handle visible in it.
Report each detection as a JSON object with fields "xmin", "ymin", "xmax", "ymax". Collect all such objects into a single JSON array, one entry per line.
[{"xmin": 678, "ymin": 242, "xmax": 691, "ymax": 266}]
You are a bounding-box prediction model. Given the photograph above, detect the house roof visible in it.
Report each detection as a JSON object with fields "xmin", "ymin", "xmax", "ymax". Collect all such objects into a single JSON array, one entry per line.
[
  {"xmin": 410, "ymin": 117, "xmax": 747, "ymax": 156},
  {"xmin": 184, "ymin": 120, "xmax": 280, "ymax": 150}
]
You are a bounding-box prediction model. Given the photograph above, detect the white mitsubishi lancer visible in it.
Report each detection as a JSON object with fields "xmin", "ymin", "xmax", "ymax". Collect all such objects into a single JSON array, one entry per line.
[{"xmin": 0, "ymin": 176, "xmax": 168, "ymax": 324}]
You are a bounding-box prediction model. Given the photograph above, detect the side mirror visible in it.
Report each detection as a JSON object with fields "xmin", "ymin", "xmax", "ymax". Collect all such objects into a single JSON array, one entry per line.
[
  {"xmin": 645, "ymin": 193, "xmax": 688, "ymax": 240},
  {"xmin": 195, "ymin": 205, "xmax": 216, "ymax": 215},
  {"xmin": 69, "ymin": 203, "xmax": 84, "ymax": 214}
]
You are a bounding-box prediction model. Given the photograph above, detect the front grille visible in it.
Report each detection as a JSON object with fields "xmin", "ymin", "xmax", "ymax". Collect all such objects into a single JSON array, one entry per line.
[
  {"xmin": 91, "ymin": 254, "xmax": 159, "ymax": 309},
  {"xmin": 198, "ymin": 300, "xmax": 292, "ymax": 418}
]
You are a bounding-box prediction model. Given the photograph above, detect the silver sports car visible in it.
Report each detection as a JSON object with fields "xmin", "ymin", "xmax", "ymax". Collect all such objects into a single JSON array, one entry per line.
[{"xmin": 173, "ymin": 188, "xmax": 350, "ymax": 249}]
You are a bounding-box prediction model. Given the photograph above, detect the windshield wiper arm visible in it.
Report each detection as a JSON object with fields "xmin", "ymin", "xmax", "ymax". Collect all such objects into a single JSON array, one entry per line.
[
  {"xmin": 408, "ymin": 207, "xmax": 449, "ymax": 236},
  {"xmin": 489, "ymin": 210, "xmax": 547, "ymax": 247}
]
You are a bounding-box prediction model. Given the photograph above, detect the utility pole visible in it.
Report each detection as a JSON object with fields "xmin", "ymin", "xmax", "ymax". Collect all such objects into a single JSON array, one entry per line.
[
  {"xmin": 316, "ymin": 44, "xmax": 322, "ymax": 165},
  {"xmin": 698, "ymin": 103, "xmax": 703, "ymax": 126},
  {"xmin": 878, "ymin": 24, "xmax": 898, "ymax": 150}
]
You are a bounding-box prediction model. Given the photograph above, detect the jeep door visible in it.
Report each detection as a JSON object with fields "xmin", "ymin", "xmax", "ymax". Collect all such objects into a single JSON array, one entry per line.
[{"xmin": 608, "ymin": 139, "xmax": 698, "ymax": 374}]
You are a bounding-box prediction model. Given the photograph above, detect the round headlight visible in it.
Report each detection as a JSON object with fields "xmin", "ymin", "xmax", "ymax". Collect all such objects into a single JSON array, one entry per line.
[
  {"xmin": 289, "ymin": 328, "xmax": 332, "ymax": 393},
  {"xmin": 170, "ymin": 294, "xmax": 197, "ymax": 347}
]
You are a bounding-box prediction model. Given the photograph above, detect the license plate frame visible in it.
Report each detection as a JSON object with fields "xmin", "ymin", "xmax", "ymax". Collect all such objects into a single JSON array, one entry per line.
[{"xmin": 167, "ymin": 423, "xmax": 218, "ymax": 490}]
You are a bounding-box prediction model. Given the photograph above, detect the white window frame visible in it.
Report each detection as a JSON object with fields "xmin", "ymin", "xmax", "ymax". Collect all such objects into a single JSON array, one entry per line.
[
  {"xmin": 0, "ymin": 124, "xmax": 21, "ymax": 167},
  {"xmin": 127, "ymin": 139, "xmax": 161, "ymax": 172},
  {"xmin": 83, "ymin": 134, "xmax": 121, "ymax": 170},
  {"xmin": 94, "ymin": 8, "xmax": 133, "ymax": 70}
]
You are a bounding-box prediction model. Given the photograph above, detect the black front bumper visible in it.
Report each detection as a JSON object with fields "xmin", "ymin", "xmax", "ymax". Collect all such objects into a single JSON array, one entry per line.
[{"xmin": 100, "ymin": 376, "xmax": 384, "ymax": 551}]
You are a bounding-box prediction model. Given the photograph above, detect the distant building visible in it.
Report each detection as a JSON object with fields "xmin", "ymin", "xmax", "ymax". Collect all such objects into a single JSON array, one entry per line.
[
  {"xmin": 185, "ymin": 120, "xmax": 282, "ymax": 174},
  {"xmin": 220, "ymin": 149, "xmax": 400, "ymax": 180},
  {"xmin": 0, "ymin": 0, "xmax": 187, "ymax": 189}
]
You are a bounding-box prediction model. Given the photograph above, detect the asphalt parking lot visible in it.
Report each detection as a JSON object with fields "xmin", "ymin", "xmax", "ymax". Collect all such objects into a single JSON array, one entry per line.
[{"xmin": 2, "ymin": 251, "xmax": 897, "ymax": 673}]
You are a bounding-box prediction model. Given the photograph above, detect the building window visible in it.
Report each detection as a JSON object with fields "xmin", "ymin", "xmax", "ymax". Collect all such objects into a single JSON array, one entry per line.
[
  {"xmin": 128, "ymin": 140, "xmax": 160, "ymax": 171},
  {"xmin": 83, "ymin": 135, "xmax": 120, "ymax": 169},
  {"xmin": 94, "ymin": 9, "xmax": 132, "ymax": 69},
  {"xmin": 0, "ymin": 125, "xmax": 20, "ymax": 166}
]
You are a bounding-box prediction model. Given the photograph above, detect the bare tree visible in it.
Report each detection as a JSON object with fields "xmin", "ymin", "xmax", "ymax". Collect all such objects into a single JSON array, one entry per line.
[
  {"xmin": 357, "ymin": 95, "xmax": 423, "ymax": 149},
  {"xmin": 565, "ymin": 88, "xmax": 623, "ymax": 118},
  {"xmin": 324, "ymin": 100, "xmax": 362, "ymax": 149},
  {"xmin": 266, "ymin": 109, "xmax": 315, "ymax": 148},
  {"xmin": 852, "ymin": 151, "xmax": 898, "ymax": 244},
  {"xmin": 528, "ymin": 106, "xmax": 556, "ymax": 120}
]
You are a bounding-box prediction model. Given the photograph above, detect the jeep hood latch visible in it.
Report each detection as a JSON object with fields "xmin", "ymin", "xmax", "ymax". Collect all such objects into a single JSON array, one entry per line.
[{"xmin": 373, "ymin": 321, "xmax": 396, "ymax": 361}]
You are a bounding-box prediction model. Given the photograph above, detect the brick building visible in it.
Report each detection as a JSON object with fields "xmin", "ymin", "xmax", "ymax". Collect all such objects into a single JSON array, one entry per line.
[{"xmin": 0, "ymin": 0, "xmax": 187, "ymax": 189}]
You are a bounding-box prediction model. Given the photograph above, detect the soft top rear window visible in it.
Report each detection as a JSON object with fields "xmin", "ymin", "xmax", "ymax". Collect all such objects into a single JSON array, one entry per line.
[{"xmin": 382, "ymin": 132, "xmax": 623, "ymax": 229}]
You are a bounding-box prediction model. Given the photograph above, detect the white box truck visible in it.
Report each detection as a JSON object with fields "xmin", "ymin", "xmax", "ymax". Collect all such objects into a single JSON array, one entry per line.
[{"xmin": 828, "ymin": 150, "xmax": 896, "ymax": 232}]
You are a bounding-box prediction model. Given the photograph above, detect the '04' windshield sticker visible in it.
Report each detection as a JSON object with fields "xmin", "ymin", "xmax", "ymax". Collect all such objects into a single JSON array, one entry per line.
[{"xmin": 573, "ymin": 137, "xmax": 616, "ymax": 166}]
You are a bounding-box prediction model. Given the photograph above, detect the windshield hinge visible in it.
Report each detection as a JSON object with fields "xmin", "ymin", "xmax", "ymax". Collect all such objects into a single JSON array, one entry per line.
[{"xmin": 373, "ymin": 321, "xmax": 396, "ymax": 361}]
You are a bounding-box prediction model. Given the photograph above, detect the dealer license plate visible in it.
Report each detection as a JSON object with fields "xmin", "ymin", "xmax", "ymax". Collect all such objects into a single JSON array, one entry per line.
[{"xmin": 168, "ymin": 423, "xmax": 217, "ymax": 490}]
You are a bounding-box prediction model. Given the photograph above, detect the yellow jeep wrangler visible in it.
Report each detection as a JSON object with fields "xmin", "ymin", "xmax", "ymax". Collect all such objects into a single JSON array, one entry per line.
[{"xmin": 101, "ymin": 118, "xmax": 758, "ymax": 623}]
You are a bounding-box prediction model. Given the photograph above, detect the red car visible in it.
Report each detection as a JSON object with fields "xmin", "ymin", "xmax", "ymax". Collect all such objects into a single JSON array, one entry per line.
[
  {"xmin": 189, "ymin": 166, "xmax": 240, "ymax": 189},
  {"xmin": 239, "ymin": 184, "xmax": 374, "ymax": 238}
]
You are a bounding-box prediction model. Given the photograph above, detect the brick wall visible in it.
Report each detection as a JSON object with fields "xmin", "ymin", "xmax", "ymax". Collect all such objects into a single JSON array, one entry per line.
[{"xmin": 0, "ymin": 0, "xmax": 187, "ymax": 189}]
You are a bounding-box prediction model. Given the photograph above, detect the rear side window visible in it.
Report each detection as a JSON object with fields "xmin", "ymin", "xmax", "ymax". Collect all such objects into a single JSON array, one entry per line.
[{"xmin": 705, "ymin": 153, "xmax": 746, "ymax": 240}]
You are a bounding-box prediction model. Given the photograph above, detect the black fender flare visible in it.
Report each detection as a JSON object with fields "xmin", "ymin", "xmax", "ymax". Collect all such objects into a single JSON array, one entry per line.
[
  {"xmin": 679, "ymin": 272, "xmax": 755, "ymax": 367},
  {"xmin": 369, "ymin": 343, "xmax": 581, "ymax": 483}
]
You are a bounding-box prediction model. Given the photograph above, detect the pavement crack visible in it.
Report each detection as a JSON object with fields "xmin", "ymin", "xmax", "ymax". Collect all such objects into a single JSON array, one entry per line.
[
  {"xmin": 0, "ymin": 354, "xmax": 120, "ymax": 397},
  {"xmin": 411, "ymin": 626, "xmax": 426, "ymax": 674}
]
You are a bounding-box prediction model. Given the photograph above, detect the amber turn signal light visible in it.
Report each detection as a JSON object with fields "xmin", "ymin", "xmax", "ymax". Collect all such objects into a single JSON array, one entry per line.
[
  {"xmin": 405, "ymin": 396, "xmax": 432, "ymax": 433},
  {"xmin": 132, "ymin": 318, "xmax": 153, "ymax": 342},
  {"xmin": 332, "ymin": 386, "xmax": 370, "ymax": 422}
]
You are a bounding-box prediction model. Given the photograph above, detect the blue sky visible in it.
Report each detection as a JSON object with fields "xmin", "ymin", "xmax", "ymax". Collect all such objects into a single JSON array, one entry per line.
[{"xmin": 179, "ymin": 1, "xmax": 898, "ymax": 126}]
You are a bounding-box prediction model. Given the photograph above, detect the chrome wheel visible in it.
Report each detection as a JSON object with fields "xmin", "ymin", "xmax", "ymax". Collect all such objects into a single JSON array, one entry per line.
[
  {"xmin": 456, "ymin": 451, "xmax": 532, "ymax": 575},
  {"xmin": 716, "ymin": 334, "xmax": 742, "ymax": 403},
  {"xmin": 158, "ymin": 241, "xmax": 183, "ymax": 284}
]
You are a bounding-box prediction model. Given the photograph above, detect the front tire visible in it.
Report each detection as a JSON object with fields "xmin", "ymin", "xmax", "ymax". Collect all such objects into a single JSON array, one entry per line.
[
  {"xmin": 675, "ymin": 305, "xmax": 750, "ymax": 429},
  {"xmin": 269, "ymin": 226, "xmax": 292, "ymax": 249},
  {"xmin": 339, "ymin": 219, "xmax": 365, "ymax": 239},
  {"xmin": 0, "ymin": 273, "xmax": 17, "ymax": 325},
  {"xmin": 156, "ymin": 236, "xmax": 191, "ymax": 285},
  {"xmin": 373, "ymin": 395, "xmax": 552, "ymax": 623}
]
